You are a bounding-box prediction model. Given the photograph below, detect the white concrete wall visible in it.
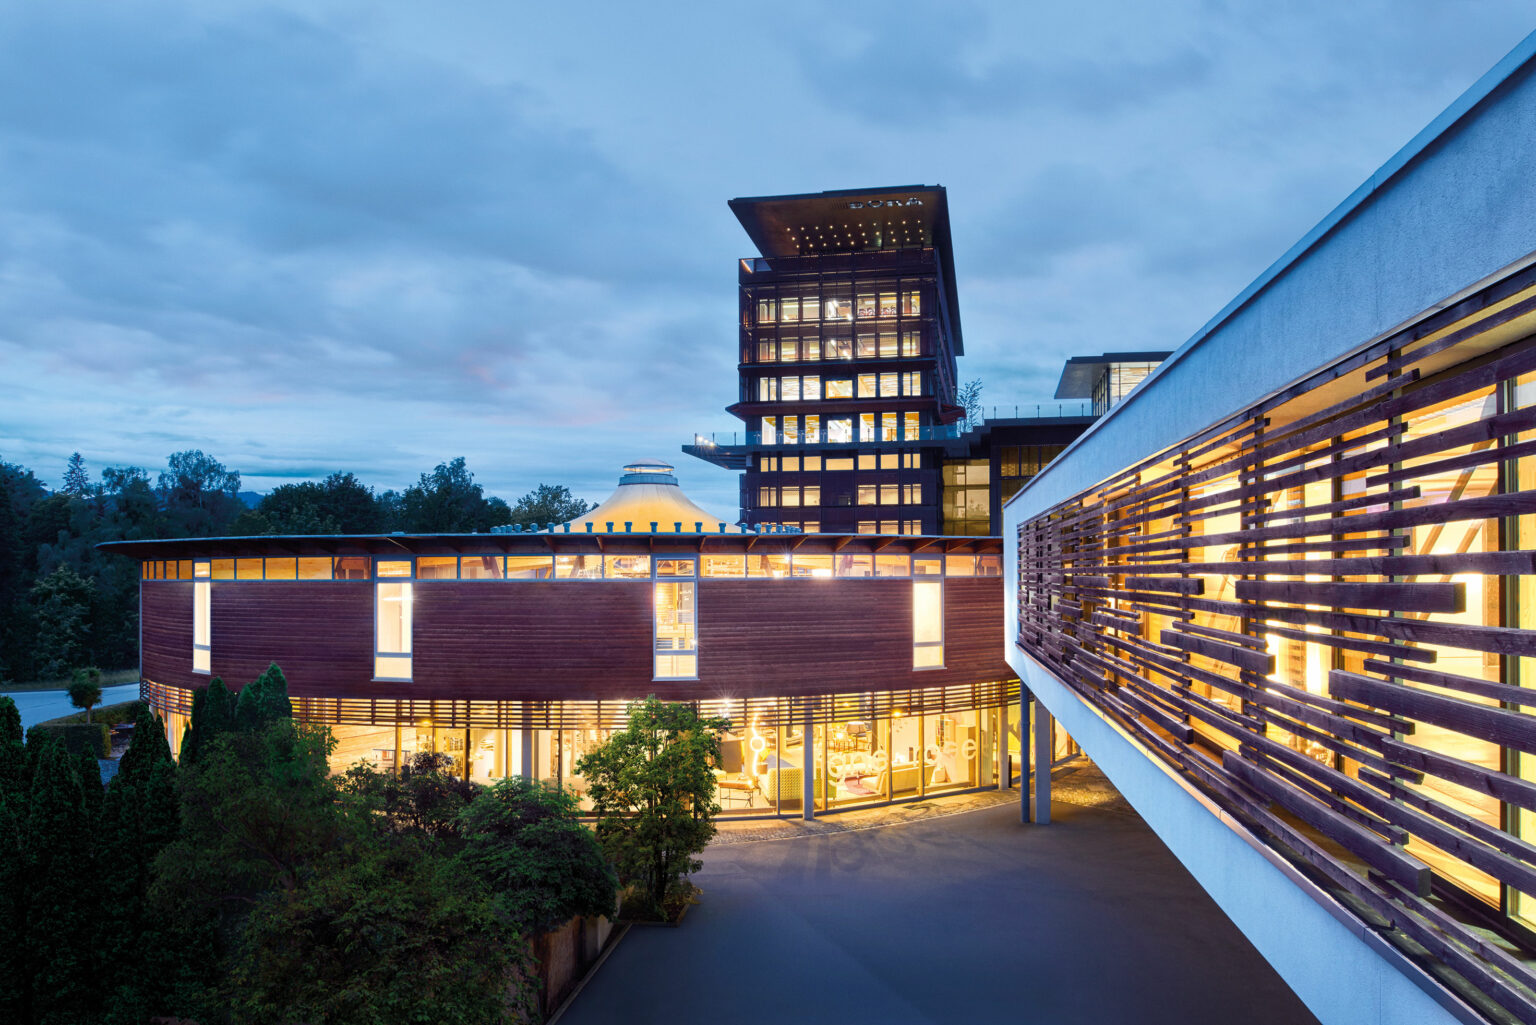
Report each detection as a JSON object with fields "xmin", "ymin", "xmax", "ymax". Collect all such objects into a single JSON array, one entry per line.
[
  {"xmin": 1008, "ymin": 30, "xmax": 1536, "ymax": 523},
  {"xmin": 1007, "ymin": 646, "xmax": 1483, "ymax": 1025}
]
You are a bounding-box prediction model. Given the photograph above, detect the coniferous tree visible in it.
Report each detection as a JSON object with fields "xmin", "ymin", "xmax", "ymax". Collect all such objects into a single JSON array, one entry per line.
[
  {"xmin": 0, "ymin": 788, "xmax": 26, "ymax": 1025},
  {"xmin": 0, "ymin": 696, "xmax": 25, "ymax": 799},
  {"xmin": 181, "ymin": 676, "xmax": 236, "ymax": 766},
  {"xmin": 61, "ymin": 453, "xmax": 91, "ymax": 497},
  {"xmin": 24, "ymin": 739, "xmax": 98, "ymax": 1025},
  {"xmin": 234, "ymin": 662, "xmax": 293, "ymax": 733},
  {"xmin": 100, "ymin": 708, "xmax": 180, "ymax": 1024}
]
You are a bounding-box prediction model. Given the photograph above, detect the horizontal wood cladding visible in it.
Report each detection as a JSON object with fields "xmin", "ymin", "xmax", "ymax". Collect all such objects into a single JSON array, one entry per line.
[
  {"xmin": 210, "ymin": 583, "xmax": 374, "ymax": 694},
  {"xmin": 413, "ymin": 582, "xmax": 654, "ymax": 700},
  {"xmin": 139, "ymin": 576, "xmax": 1010, "ymax": 704},
  {"xmin": 141, "ymin": 582, "xmax": 197, "ymax": 689},
  {"xmin": 697, "ymin": 577, "xmax": 1008, "ymax": 698}
]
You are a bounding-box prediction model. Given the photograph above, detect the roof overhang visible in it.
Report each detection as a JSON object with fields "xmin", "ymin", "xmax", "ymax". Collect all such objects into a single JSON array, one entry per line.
[
  {"xmin": 729, "ymin": 185, "xmax": 964, "ymax": 355},
  {"xmin": 1054, "ymin": 351, "xmax": 1174, "ymax": 399}
]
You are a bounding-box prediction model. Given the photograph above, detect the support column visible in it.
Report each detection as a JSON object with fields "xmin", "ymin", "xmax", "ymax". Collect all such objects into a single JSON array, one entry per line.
[
  {"xmin": 520, "ymin": 727, "xmax": 535, "ymax": 782},
  {"xmin": 1020, "ymin": 687, "xmax": 1031, "ymax": 824},
  {"xmin": 1032, "ymin": 700, "xmax": 1052, "ymax": 824},
  {"xmin": 802, "ymin": 704, "xmax": 815, "ymax": 821},
  {"xmin": 995, "ymin": 706, "xmax": 1007, "ymax": 792}
]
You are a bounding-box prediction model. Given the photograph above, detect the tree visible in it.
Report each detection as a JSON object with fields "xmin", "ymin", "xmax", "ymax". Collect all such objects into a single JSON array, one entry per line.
[
  {"xmin": 68, "ymin": 666, "xmax": 103, "ymax": 723},
  {"xmin": 507, "ymin": 483, "xmax": 593, "ymax": 529},
  {"xmin": 24, "ymin": 737, "xmax": 99, "ymax": 1025},
  {"xmin": 576, "ymin": 697, "xmax": 727, "ymax": 919},
  {"xmin": 30, "ymin": 565, "xmax": 95, "ymax": 679},
  {"xmin": 398, "ymin": 457, "xmax": 507, "ymax": 533},
  {"xmin": 230, "ymin": 837, "xmax": 536, "ymax": 1025},
  {"xmin": 0, "ymin": 787, "xmax": 25, "ymax": 1025},
  {"xmin": 341, "ymin": 751, "xmax": 478, "ymax": 842},
  {"xmin": 156, "ymin": 450, "xmax": 243, "ymax": 536},
  {"xmin": 235, "ymin": 662, "xmax": 294, "ymax": 733},
  {"xmin": 457, "ymin": 776, "xmax": 616, "ymax": 934},
  {"xmin": 61, "ymin": 453, "xmax": 91, "ymax": 497},
  {"xmin": 0, "ymin": 696, "xmax": 24, "ymax": 799},
  {"xmin": 957, "ymin": 378, "xmax": 984, "ymax": 431}
]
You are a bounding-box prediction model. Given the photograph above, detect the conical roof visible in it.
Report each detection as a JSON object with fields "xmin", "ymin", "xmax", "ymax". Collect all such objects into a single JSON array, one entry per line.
[{"xmin": 565, "ymin": 461, "xmax": 742, "ymax": 533}]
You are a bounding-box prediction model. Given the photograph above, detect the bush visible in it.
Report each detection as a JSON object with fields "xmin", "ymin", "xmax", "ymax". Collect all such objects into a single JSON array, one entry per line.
[
  {"xmin": 27, "ymin": 722, "xmax": 110, "ymax": 758},
  {"xmin": 48, "ymin": 699, "xmax": 144, "ymax": 726}
]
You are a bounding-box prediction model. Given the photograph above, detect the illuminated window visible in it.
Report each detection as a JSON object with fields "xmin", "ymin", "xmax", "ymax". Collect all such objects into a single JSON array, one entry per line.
[
  {"xmin": 758, "ymin": 487, "xmax": 778, "ymax": 507},
  {"xmin": 759, "ymin": 378, "xmax": 778, "ymax": 401},
  {"xmin": 879, "ymin": 332, "xmax": 898, "ymax": 358},
  {"xmin": 804, "ymin": 338, "xmax": 821, "ymax": 361},
  {"xmin": 875, "ymin": 555, "xmax": 910, "ymax": 577},
  {"xmin": 903, "ymin": 372, "xmax": 922, "ymax": 396},
  {"xmin": 798, "ymin": 295, "xmax": 819, "ymax": 321},
  {"xmin": 857, "ymin": 333, "xmax": 876, "ymax": 357},
  {"xmin": 879, "ymin": 485, "xmax": 898, "ymax": 505},
  {"xmin": 193, "ymin": 560, "xmax": 210, "ymax": 674},
  {"xmin": 782, "ymin": 417, "xmax": 800, "ymax": 444},
  {"xmin": 857, "ymin": 374, "xmax": 877, "ymax": 398},
  {"xmin": 879, "ymin": 293, "xmax": 898, "ymax": 317},
  {"xmin": 782, "ymin": 488, "xmax": 801, "ymax": 508},
  {"xmin": 946, "ymin": 555, "xmax": 976, "ymax": 576},
  {"xmin": 904, "ymin": 412, "xmax": 920, "ymax": 440},
  {"xmin": 826, "ymin": 456, "xmax": 854, "ymax": 471},
  {"xmin": 830, "ymin": 338, "xmax": 853, "ymax": 360},
  {"xmin": 858, "ymin": 453, "xmax": 877, "ymax": 470},
  {"xmin": 913, "ymin": 561, "xmax": 944, "ymax": 669},
  {"xmin": 460, "ymin": 555, "xmax": 504, "ymax": 579},
  {"xmin": 653, "ymin": 558, "xmax": 697, "ymax": 680},
  {"xmin": 879, "ymin": 372, "xmax": 899, "ymax": 397},
  {"xmin": 782, "ymin": 377, "xmax": 801, "ymax": 401},
  {"xmin": 803, "ymin": 455, "xmax": 822, "ymax": 471},
  {"xmin": 836, "ymin": 553, "xmax": 873, "ymax": 577},
  {"xmin": 804, "ymin": 415, "xmax": 821, "ymax": 443},
  {"xmin": 859, "ymin": 414, "xmax": 876, "ymax": 441},
  {"xmin": 603, "ymin": 555, "xmax": 651, "ymax": 579},
  {"xmin": 505, "ymin": 556, "xmax": 553, "ymax": 579},
  {"xmin": 901, "ymin": 291, "xmax": 920, "ymax": 316},
  {"xmin": 780, "ymin": 297, "xmax": 799, "ymax": 323},
  {"xmin": 857, "ymin": 293, "xmax": 876, "ymax": 318},
  {"xmin": 881, "ymin": 412, "xmax": 899, "ymax": 441},
  {"xmin": 236, "ymin": 558, "xmax": 263, "ymax": 580},
  {"xmin": 759, "ymin": 455, "xmax": 777, "ymax": 471},
  {"xmin": 762, "ymin": 417, "xmax": 777, "ymax": 444},
  {"xmin": 904, "ymin": 452, "xmax": 919, "ymax": 469},
  {"xmin": 417, "ymin": 556, "xmax": 457, "ymax": 579},
  {"xmin": 901, "ymin": 331, "xmax": 920, "ymax": 357},
  {"xmin": 802, "ymin": 375, "xmax": 821, "ymax": 400},
  {"xmin": 857, "ymin": 521, "xmax": 877, "ymax": 534},
  {"xmin": 746, "ymin": 553, "xmax": 789, "ymax": 577},
  {"xmin": 334, "ymin": 556, "xmax": 371, "ymax": 580},
  {"xmin": 858, "ymin": 485, "xmax": 878, "ymax": 505},
  {"xmin": 555, "ymin": 555, "xmax": 602, "ymax": 579},
  {"xmin": 702, "ymin": 554, "xmax": 745, "ymax": 577},
  {"xmin": 903, "ymin": 520, "xmax": 921, "ymax": 535},
  {"xmin": 827, "ymin": 378, "xmax": 853, "ymax": 399},
  {"xmin": 803, "ymin": 486, "xmax": 821, "ymax": 506},
  {"xmin": 792, "ymin": 554, "xmax": 832, "ymax": 577},
  {"xmin": 828, "ymin": 416, "xmax": 853, "ymax": 443},
  {"xmin": 782, "ymin": 456, "xmax": 800, "ymax": 471},
  {"xmin": 757, "ymin": 341, "xmax": 776, "ymax": 363},
  {"xmin": 756, "ymin": 298, "xmax": 775, "ymax": 324},
  {"xmin": 880, "ymin": 453, "xmax": 899, "ymax": 470},
  {"xmin": 802, "ymin": 520, "xmax": 819, "ymax": 533},
  {"xmin": 904, "ymin": 484, "xmax": 922, "ymax": 504},
  {"xmin": 374, "ymin": 557, "xmax": 413, "ymax": 681}
]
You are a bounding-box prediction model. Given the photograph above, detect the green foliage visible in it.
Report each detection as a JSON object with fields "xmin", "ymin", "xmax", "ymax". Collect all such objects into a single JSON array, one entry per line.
[
  {"xmin": 156, "ymin": 449, "xmax": 243, "ymax": 536},
  {"xmin": 231, "ymin": 837, "xmax": 537, "ymax": 1025},
  {"xmin": 61, "ymin": 453, "xmax": 91, "ymax": 497},
  {"xmin": 24, "ymin": 738, "xmax": 99, "ymax": 1025},
  {"xmin": 99, "ymin": 707, "xmax": 180, "ymax": 1024},
  {"xmin": 235, "ymin": 662, "xmax": 294, "ymax": 733},
  {"xmin": 398, "ymin": 456, "xmax": 510, "ymax": 533},
  {"xmin": 0, "ymin": 697, "xmax": 25, "ymax": 798},
  {"xmin": 0, "ymin": 788, "xmax": 26, "ymax": 1024},
  {"xmin": 0, "ymin": 694, "xmax": 20, "ymax": 744},
  {"xmin": 957, "ymin": 377, "xmax": 983, "ymax": 430},
  {"xmin": 25, "ymin": 722, "xmax": 110, "ymax": 758},
  {"xmin": 458, "ymin": 776, "xmax": 617, "ymax": 933},
  {"xmin": 250, "ymin": 471, "xmax": 383, "ymax": 535},
  {"xmin": 180, "ymin": 676, "xmax": 236, "ymax": 766},
  {"xmin": 341, "ymin": 750, "xmax": 479, "ymax": 841},
  {"xmin": 506, "ymin": 483, "xmax": 593, "ymax": 529},
  {"xmin": 68, "ymin": 665, "xmax": 103, "ymax": 722},
  {"xmin": 576, "ymin": 696, "xmax": 726, "ymax": 917},
  {"xmin": 29, "ymin": 564, "xmax": 95, "ymax": 679}
]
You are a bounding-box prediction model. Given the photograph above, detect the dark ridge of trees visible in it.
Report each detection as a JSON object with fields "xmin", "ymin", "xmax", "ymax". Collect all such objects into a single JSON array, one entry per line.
[{"xmin": 0, "ymin": 451, "xmax": 590, "ymax": 681}]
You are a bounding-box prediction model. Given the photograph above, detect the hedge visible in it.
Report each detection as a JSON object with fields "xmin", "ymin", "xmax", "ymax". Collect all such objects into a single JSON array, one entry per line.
[
  {"xmin": 26, "ymin": 722, "xmax": 111, "ymax": 758},
  {"xmin": 48, "ymin": 699, "xmax": 144, "ymax": 726}
]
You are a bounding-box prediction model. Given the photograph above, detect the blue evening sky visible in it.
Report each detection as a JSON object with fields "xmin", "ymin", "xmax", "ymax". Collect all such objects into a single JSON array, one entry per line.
[{"xmin": 1, "ymin": 2, "xmax": 1533, "ymax": 514}]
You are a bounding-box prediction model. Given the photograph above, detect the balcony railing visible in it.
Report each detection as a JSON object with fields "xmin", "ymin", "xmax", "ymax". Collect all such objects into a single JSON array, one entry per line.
[{"xmin": 688, "ymin": 405, "xmax": 1094, "ymax": 450}]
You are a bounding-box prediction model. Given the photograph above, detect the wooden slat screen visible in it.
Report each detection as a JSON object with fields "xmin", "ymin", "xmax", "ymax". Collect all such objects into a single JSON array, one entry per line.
[{"xmin": 1016, "ymin": 290, "xmax": 1536, "ymax": 1021}]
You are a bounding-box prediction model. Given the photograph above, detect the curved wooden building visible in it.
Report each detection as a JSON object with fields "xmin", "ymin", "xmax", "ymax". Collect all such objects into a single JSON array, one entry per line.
[{"xmin": 104, "ymin": 462, "xmax": 1020, "ymax": 816}]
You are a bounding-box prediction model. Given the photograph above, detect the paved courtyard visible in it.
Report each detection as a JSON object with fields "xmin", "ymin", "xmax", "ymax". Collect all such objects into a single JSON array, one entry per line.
[{"xmin": 559, "ymin": 764, "xmax": 1319, "ymax": 1025}]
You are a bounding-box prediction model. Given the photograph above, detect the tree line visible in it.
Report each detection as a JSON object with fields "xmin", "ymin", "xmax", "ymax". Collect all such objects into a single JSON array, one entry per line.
[
  {"xmin": 0, "ymin": 451, "xmax": 591, "ymax": 682},
  {"xmin": 0, "ymin": 665, "xmax": 621, "ymax": 1024}
]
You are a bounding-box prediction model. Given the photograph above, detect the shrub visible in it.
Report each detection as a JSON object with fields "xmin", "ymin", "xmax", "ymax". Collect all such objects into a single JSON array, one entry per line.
[{"xmin": 26, "ymin": 722, "xmax": 109, "ymax": 758}]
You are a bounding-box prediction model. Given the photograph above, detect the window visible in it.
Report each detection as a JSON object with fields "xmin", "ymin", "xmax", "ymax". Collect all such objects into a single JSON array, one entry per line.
[
  {"xmin": 875, "ymin": 555, "xmax": 910, "ymax": 577},
  {"xmin": 759, "ymin": 455, "xmax": 777, "ymax": 471},
  {"xmin": 903, "ymin": 483, "xmax": 922, "ymax": 504},
  {"xmin": 417, "ymin": 556, "xmax": 457, "ymax": 579},
  {"xmin": 859, "ymin": 413, "xmax": 876, "ymax": 441},
  {"xmin": 836, "ymin": 554, "xmax": 873, "ymax": 577},
  {"xmin": 880, "ymin": 372, "xmax": 899, "ymax": 397},
  {"xmin": 903, "ymin": 372, "xmax": 922, "ymax": 396},
  {"xmin": 798, "ymin": 295, "xmax": 819, "ymax": 321},
  {"xmin": 826, "ymin": 456, "xmax": 854, "ymax": 471},
  {"xmin": 904, "ymin": 412, "xmax": 920, "ymax": 439},
  {"xmin": 264, "ymin": 558, "xmax": 296, "ymax": 580},
  {"xmin": 236, "ymin": 558, "xmax": 263, "ymax": 580},
  {"xmin": 460, "ymin": 555, "xmax": 503, "ymax": 579},
  {"xmin": 781, "ymin": 377, "xmax": 801, "ymax": 402},
  {"xmin": 506, "ymin": 556, "xmax": 553, "ymax": 579},
  {"xmin": 702, "ymin": 554, "xmax": 745, "ymax": 577},
  {"xmin": 857, "ymin": 374, "xmax": 877, "ymax": 398},
  {"xmin": 801, "ymin": 521, "xmax": 819, "ymax": 533},
  {"xmin": 758, "ymin": 487, "xmax": 778, "ymax": 507},
  {"xmin": 858, "ymin": 453, "xmax": 878, "ymax": 470},
  {"xmin": 802, "ymin": 375, "xmax": 822, "ymax": 400},
  {"xmin": 913, "ymin": 567, "xmax": 944, "ymax": 669},
  {"xmin": 759, "ymin": 378, "xmax": 778, "ymax": 402},
  {"xmin": 857, "ymin": 521, "xmax": 877, "ymax": 534},
  {"xmin": 193, "ymin": 560, "xmax": 210, "ymax": 674},
  {"xmin": 746, "ymin": 552, "xmax": 790, "ymax": 577},
  {"xmin": 857, "ymin": 333, "xmax": 877, "ymax": 358},
  {"xmin": 879, "ymin": 332, "xmax": 898, "ymax": 358},
  {"xmin": 804, "ymin": 415, "xmax": 821, "ymax": 443},
  {"xmin": 858, "ymin": 485, "xmax": 878, "ymax": 505},
  {"xmin": 757, "ymin": 298, "xmax": 775, "ymax": 324},
  {"xmin": 212, "ymin": 558, "xmax": 234, "ymax": 580},
  {"xmin": 782, "ymin": 488, "xmax": 801, "ymax": 508},
  {"xmin": 827, "ymin": 419, "xmax": 852, "ymax": 444},
  {"xmin": 782, "ymin": 416, "xmax": 800, "ymax": 444},
  {"xmin": 604, "ymin": 555, "xmax": 650, "ymax": 579},
  {"xmin": 902, "ymin": 331, "xmax": 920, "ymax": 357},
  {"xmin": 556, "ymin": 555, "xmax": 603, "ymax": 579},
  {"xmin": 882, "ymin": 412, "xmax": 898, "ymax": 441},
  {"xmin": 827, "ymin": 378, "xmax": 853, "ymax": 399},
  {"xmin": 857, "ymin": 293, "xmax": 876, "ymax": 318},
  {"xmin": 803, "ymin": 486, "xmax": 821, "ymax": 506},
  {"xmin": 830, "ymin": 337, "xmax": 853, "ymax": 360},
  {"xmin": 880, "ymin": 453, "xmax": 899, "ymax": 469},
  {"xmin": 762, "ymin": 417, "xmax": 777, "ymax": 444},
  {"xmin": 946, "ymin": 555, "xmax": 976, "ymax": 576},
  {"xmin": 297, "ymin": 557, "xmax": 333, "ymax": 580},
  {"xmin": 803, "ymin": 455, "xmax": 822, "ymax": 471},
  {"xmin": 374, "ymin": 558, "xmax": 413, "ymax": 681},
  {"xmin": 903, "ymin": 452, "xmax": 920, "ymax": 470},
  {"xmin": 780, "ymin": 297, "xmax": 799, "ymax": 323},
  {"xmin": 335, "ymin": 556, "xmax": 370, "ymax": 580},
  {"xmin": 782, "ymin": 456, "xmax": 800, "ymax": 471},
  {"xmin": 792, "ymin": 554, "xmax": 832, "ymax": 578},
  {"xmin": 901, "ymin": 291, "xmax": 920, "ymax": 316},
  {"xmin": 804, "ymin": 338, "xmax": 821, "ymax": 361},
  {"xmin": 654, "ymin": 558, "xmax": 697, "ymax": 680},
  {"xmin": 879, "ymin": 485, "xmax": 898, "ymax": 505},
  {"xmin": 757, "ymin": 341, "xmax": 776, "ymax": 363},
  {"xmin": 780, "ymin": 339, "xmax": 797, "ymax": 362},
  {"xmin": 879, "ymin": 292, "xmax": 898, "ymax": 317}
]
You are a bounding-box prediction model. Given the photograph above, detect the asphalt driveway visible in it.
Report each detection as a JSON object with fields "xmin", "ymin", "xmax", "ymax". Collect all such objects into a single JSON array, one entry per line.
[{"xmin": 559, "ymin": 792, "xmax": 1319, "ymax": 1025}]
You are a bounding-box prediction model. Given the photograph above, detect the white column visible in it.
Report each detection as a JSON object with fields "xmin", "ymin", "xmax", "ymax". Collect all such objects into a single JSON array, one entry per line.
[{"xmin": 1032, "ymin": 700, "xmax": 1052, "ymax": 824}]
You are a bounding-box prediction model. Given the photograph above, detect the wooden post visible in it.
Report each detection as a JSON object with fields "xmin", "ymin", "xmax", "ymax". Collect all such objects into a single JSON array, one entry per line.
[
  {"xmin": 803, "ymin": 703, "xmax": 815, "ymax": 821},
  {"xmin": 1020, "ymin": 686, "xmax": 1032, "ymax": 824}
]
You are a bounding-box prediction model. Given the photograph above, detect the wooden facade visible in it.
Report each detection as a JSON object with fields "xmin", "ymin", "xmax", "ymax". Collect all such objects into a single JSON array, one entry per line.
[
  {"xmin": 1013, "ymin": 268, "xmax": 1536, "ymax": 1023},
  {"xmin": 139, "ymin": 574, "xmax": 1009, "ymax": 703}
]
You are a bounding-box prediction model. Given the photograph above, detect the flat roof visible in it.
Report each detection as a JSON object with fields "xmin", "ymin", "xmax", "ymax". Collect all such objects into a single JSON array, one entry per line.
[
  {"xmin": 97, "ymin": 531, "xmax": 1004, "ymax": 560},
  {"xmin": 729, "ymin": 185, "xmax": 963, "ymax": 354},
  {"xmin": 1053, "ymin": 352, "xmax": 1174, "ymax": 399}
]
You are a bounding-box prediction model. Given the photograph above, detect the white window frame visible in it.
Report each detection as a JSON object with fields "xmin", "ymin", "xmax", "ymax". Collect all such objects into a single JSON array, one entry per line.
[
  {"xmin": 652, "ymin": 556, "xmax": 698, "ymax": 681},
  {"xmin": 192, "ymin": 559, "xmax": 211, "ymax": 674},
  {"xmin": 373, "ymin": 556, "xmax": 414, "ymax": 682}
]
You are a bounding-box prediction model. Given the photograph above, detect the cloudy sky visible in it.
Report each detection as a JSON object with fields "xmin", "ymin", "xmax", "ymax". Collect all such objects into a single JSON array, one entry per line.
[{"xmin": 1, "ymin": 2, "xmax": 1533, "ymax": 513}]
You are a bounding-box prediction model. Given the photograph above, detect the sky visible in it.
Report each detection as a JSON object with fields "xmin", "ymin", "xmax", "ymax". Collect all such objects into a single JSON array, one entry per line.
[{"xmin": 1, "ymin": 2, "xmax": 1534, "ymax": 515}]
